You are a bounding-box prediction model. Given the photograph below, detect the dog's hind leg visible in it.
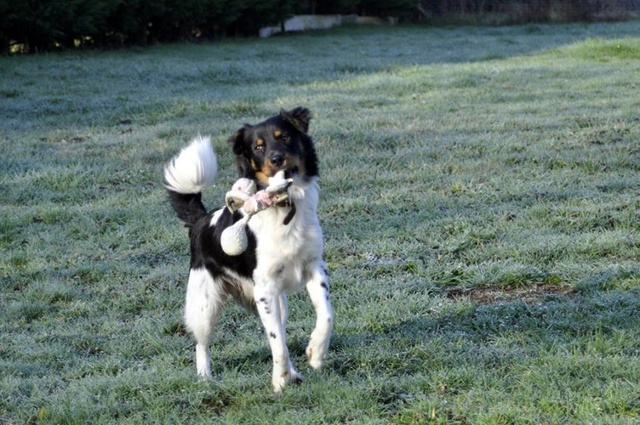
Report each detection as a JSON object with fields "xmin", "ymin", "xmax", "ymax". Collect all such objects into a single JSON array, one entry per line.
[
  {"xmin": 254, "ymin": 283, "xmax": 300, "ymax": 392},
  {"xmin": 184, "ymin": 268, "xmax": 224, "ymax": 378},
  {"xmin": 305, "ymin": 261, "xmax": 333, "ymax": 370}
]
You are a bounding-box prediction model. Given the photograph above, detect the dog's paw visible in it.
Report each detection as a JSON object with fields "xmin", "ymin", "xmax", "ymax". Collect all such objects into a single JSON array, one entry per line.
[
  {"xmin": 196, "ymin": 367, "xmax": 212, "ymax": 379},
  {"xmin": 306, "ymin": 344, "xmax": 324, "ymax": 370},
  {"xmin": 306, "ymin": 331, "xmax": 330, "ymax": 370},
  {"xmin": 195, "ymin": 345, "xmax": 213, "ymax": 378},
  {"xmin": 272, "ymin": 368, "xmax": 302, "ymax": 392}
]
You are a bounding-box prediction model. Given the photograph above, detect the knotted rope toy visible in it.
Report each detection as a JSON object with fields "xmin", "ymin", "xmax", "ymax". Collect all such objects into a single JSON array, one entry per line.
[{"xmin": 220, "ymin": 171, "xmax": 293, "ymax": 256}]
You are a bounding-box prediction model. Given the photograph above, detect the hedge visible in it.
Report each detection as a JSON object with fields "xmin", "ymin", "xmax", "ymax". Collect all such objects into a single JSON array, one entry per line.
[
  {"xmin": 1, "ymin": 0, "xmax": 305, "ymax": 52},
  {"xmin": 1, "ymin": 0, "xmax": 638, "ymax": 53}
]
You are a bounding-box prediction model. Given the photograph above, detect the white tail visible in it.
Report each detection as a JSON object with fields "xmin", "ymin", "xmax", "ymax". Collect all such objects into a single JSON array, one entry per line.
[{"xmin": 164, "ymin": 135, "xmax": 218, "ymax": 194}]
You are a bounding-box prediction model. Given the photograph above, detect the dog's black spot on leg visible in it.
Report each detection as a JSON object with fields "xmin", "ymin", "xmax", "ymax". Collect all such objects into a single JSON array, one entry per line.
[
  {"xmin": 258, "ymin": 297, "xmax": 272, "ymax": 314},
  {"xmin": 320, "ymin": 282, "xmax": 328, "ymax": 290},
  {"xmin": 269, "ymin": 332, "xmax": 277, "ymax": 339}
]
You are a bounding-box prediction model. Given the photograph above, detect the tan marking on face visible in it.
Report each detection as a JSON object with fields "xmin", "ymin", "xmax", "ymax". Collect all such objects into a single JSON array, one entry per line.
[
  {"xmin": 274, "ymin": 129, "xmax": 282, "ymax": 138},
  {"xmin": 260, "ymin": 162, "xmax": 278, "ymax": 180},
  {"xmin": 256, "ymin": 138, "xmax": 264, "ymax": 146},
  {"xmin": 255, "ymin": 171, "xmax": 270, "ymax": 186}
]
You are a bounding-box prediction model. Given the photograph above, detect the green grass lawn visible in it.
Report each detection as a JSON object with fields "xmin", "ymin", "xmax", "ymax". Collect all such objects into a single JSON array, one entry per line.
[{"xmin": 1, "ymin": 21, "xmax": 639, "ymax": 424}]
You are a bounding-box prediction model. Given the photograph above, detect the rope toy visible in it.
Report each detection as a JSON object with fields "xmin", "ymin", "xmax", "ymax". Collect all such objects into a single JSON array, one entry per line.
[{"xmin": 220, "ymin": 171, "xmax": 293, "ymax": 256}]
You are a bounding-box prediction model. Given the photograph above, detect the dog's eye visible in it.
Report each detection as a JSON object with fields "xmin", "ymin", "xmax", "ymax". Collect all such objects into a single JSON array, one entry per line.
[
  {"xmin": 281, "ymin": 135, "xmax": 290, "ymax": 143},
  {"xmin": 254, "ymin": 144, "xmax": 265, "ymax": 152}
]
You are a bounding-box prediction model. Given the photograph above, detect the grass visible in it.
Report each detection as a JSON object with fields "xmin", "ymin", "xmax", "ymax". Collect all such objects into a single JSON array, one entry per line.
[{"xmin": 1, "ymin": 21, "xmax": 639, "ymax": 424}]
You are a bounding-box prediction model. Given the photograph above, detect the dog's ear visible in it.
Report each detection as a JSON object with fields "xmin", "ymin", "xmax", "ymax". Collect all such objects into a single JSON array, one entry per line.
[
  {"xmin": 228, "ymin": 125, "xmax": 250, "ymax": 156},
  {"xmin": 280, "ymin": 107, "xmax": 312, "ymax": 133},
  {"xmin": 227, "ymin": 125, "xmax": 254, "ymax": 178}
]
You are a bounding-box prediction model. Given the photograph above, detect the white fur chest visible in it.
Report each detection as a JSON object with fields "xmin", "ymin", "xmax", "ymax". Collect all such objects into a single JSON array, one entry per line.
[{"xmin": 248, "ymin": 180, "xmax": 324, "ymax": 288}]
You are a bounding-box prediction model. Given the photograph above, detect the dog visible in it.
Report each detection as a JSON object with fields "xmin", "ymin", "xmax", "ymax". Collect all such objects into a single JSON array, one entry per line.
[{"xmin": 164, "ymin": 107, "xmax": 333, "ymax": 391}]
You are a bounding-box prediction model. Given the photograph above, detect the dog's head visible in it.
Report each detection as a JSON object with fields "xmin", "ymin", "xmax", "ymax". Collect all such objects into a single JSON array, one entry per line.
[{"xmin": 229, "ymin": 107, "xmax": 318, "ymax": 187}]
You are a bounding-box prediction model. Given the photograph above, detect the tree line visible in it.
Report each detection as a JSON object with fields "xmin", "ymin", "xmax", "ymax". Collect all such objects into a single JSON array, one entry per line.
[{"xmin": 1, "ymin": 0, "xmax": 637, "ymax": 53}]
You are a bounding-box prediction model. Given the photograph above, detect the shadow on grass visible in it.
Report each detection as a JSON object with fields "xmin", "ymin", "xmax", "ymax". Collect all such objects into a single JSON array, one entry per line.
[{"xmin": 328, "ymin": 273, "xmax": 640, "ymax": 378}]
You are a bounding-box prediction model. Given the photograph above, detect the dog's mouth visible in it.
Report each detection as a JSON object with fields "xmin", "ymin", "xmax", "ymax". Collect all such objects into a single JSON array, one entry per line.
[
  {"xmin": 256, "ymin": 165, "xmax": 300, "ymax": 187},
  {"xmin": 283, "ymin": 166, "xmax": 299, "ymax": 180},
  {"xmin": 268, "ymin": 162, "xmax": 299, "ymax": 179}
]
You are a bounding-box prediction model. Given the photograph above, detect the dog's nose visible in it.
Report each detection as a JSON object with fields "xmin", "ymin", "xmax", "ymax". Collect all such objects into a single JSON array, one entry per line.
[{"xmin": 269, "ymin": 153, "xmax": 285, "ymax": 168}]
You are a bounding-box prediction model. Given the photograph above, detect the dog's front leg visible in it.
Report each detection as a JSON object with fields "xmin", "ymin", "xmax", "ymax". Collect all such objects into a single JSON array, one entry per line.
[
  {"xmin": 277, "ymin": 293, "xmax": 301, "ymax": 380},
  {"xmin": 254, "ymin": 282, "xmax": 301, "ymax": 392},
  {"xmin": 305, "ymin": 262, "xmax": 333, "ymax": 369}
]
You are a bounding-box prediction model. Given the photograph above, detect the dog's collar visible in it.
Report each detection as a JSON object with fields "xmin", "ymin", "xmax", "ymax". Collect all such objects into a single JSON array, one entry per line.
[{"xmin": 282, "ymin": 202, "xmax": 296, "ymax": 225}]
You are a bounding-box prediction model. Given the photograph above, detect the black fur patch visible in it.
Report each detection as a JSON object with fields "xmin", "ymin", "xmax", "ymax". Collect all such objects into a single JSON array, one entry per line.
[{"xmin": 166, "ymin": 107, "xmax": 318, "ymax": 315}]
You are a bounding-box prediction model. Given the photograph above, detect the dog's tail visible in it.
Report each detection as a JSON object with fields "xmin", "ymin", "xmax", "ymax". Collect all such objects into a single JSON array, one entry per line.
[{"xmin": 164, "ymin": 135, "xmax": 218, "ymax": 228}]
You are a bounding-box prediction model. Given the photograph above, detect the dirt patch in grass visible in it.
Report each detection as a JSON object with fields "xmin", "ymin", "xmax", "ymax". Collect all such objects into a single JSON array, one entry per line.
[{"xmin": 446, "ymin": 284, "xmax": 577, "ymax": 305}]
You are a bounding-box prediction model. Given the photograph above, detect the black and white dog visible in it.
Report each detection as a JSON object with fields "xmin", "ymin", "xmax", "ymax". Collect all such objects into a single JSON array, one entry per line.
[{"xmin": 164, "ymin": 107, "xmax": 332, "ymax": 391}]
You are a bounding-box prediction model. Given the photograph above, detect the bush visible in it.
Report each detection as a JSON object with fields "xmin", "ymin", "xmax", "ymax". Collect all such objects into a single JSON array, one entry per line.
[
  {"xmin": 1, "ymin": 0, "xmax": 305, "ymax": 52},
  {"xmin": 3, "ymin": 0, "xmax": 112, "ymax": 52}
]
